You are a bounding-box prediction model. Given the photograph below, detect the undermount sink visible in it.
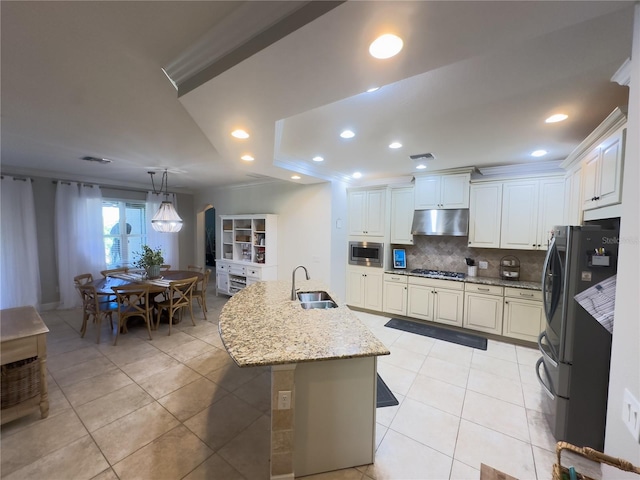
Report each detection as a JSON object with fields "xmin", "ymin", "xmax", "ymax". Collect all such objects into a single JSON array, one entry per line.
[{"xmin": 297, "ymin": 291, "xmax": 338, "ymax": 309}]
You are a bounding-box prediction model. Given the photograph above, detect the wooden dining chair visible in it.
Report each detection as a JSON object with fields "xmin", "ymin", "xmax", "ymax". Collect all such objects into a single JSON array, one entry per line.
[
  {"xmin": 193, "ymin": 269, "xmax": 211, "ymax": 319},
  {"xmin": 159, "ymin": 264, "xmax": 171, "ymax": 272},
  {"xmin": 100, "ymin": 267, "xmax": 129, "ymax": 277},
  {"xmin": 77, "ymin": 284, "xmax": 118, "ymax": 344},
  {"xmin": 111, "ymin": 284, "xmax": 153, "ymax": 346},
  {"xmin": 187, "ymin": 265, "xmax": 203, "ymax": 273},
  {"xmin": 155, "ymin": 276, "xmax": 198, "ymax": 336}
]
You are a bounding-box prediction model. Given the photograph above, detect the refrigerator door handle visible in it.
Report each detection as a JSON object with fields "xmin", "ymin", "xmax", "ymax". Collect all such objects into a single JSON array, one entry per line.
[
  {"xmin": 536, "ymin": 357, "xmax": 555, "ymax": 400},
  {"xmin": 538, "ymin": 331, "xmax": 558, "ymax": 368},
  {"xmin": 542, "ymin": 235, "xmax": 556, "ymax": 320}
]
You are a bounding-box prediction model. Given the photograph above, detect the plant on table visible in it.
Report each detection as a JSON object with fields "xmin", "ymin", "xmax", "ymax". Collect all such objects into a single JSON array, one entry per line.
[{"xmin": 133, "ymin": 245, "xmax": 164, "ymax": 278}]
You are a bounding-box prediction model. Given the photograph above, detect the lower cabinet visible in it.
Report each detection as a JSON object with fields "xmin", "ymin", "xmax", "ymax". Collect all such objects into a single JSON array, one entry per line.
[
  {"xmin": 216, "ymin": 260, "xmax": 277, "ymax": 296},
  {"xmin": 383, "ymin": 274, "xmax": 408, "ymax": 316},
  {"xmin": 502, "ymin": 287, "xmax": 545, "ymax": 342},
  {"xmin": 346, "ymin": 267, "xmax": 383, "ymax": 311},
  {"xmin": 407, "ymin": 277, "xmax": 464, "ymax": 327},
  {"xmin": 463, "ymin": 284, "xmax": 504, "ymax": 335}
]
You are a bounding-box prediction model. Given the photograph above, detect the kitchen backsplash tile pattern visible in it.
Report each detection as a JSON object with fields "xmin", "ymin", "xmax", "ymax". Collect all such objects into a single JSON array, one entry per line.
[{"xmin": 396, "ymin": 236, "xmax": 546, "ymax": 282}]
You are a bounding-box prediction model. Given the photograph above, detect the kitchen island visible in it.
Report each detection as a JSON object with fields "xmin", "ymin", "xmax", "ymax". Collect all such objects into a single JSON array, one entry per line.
[{"xmin": 219, "ymin": 280, "xmax": 389, "ymax": 479}]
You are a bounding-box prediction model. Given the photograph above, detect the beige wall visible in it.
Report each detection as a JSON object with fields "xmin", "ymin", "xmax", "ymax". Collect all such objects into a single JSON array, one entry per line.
[{"xmin": 605, "ymin": 3, "xmax": 640, "ymax": 463}]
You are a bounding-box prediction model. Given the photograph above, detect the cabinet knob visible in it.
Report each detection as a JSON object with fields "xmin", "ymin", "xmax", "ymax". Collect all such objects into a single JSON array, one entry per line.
[{"xmin": 505, "ymin": 301, "xmax": 509, "ymax": 304}]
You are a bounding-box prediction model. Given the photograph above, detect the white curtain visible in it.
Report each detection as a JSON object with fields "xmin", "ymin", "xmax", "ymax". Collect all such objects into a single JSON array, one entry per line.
[
  {"xmin": 55, "ymin": 182, "xmax": 105, "ymax": 309},
  {"xmin": 146, "ymin": 192, "xmax": 179, "ymax": 268},
  {"xmin": 0, "ymin": 176, "xmax": 41, "ymax": 309}
]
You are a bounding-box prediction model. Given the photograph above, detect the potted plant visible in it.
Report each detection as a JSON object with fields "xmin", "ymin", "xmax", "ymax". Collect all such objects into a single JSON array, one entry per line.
[{"xmin": 133, "ymin": 245, "xmax": 164, "ymax": 279}]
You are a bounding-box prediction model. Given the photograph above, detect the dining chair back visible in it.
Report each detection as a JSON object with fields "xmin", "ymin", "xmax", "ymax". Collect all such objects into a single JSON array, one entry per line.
[
  {"xmin": 193, "ymin": 269, "xmax": 211, "ymax": 319},
  {"xmin": 77, "ymin": 284, "xmax": 118, "ymax": 344},
  {"xmin": 111, "ymin": 284, "xmax": 153, "ymax": 346},
  {"xmin": 155, "ymin": 276, "xmax": 198, "ymax": 336},
  {"xmin": 187, "ymin": 265, "xmax": 203, "ymax": 273},
  {"xmin": 160, "ymin": 265, "xmax": 171, "ymax": 272},
  {"xmin": 100, "ymin": 267, "xmax": 129, "ymax": 278}
]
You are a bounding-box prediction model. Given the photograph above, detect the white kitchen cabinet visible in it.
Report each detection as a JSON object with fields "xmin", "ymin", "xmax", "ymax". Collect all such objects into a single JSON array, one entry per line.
[
  {"xmin": 348, "ymin": 188, "xmax": 387, "ymax": 236},
  {"xmin": 220, "ymin": 214, "xmax": 278, "ymax": 265},
  {"xmin": 414, "ymin": 173, "xmax": 470, "ymax": 209},
  {"xmin": 581, "ymin": 127, "xmax": 625, "ymax": 211},
  {"xmin": 564, "ymin": 164, "xmax": 583, "ymax": 225},
  {"xmin": 502, "ymin": 287, "xmax": 544, "ymax": 343},
  {"xmin": 500, "ymin": 177, "xmax": 564, "ymax": 251},
  {"xmin": 346, "ymin": 266, "xmax": 383, "ymax": 311},
  {"xmin": 390, "ymin": 187, "xmax": 414, "ymax": 245},
  {"xmin": 215, "ymin": 259, "xmax": 277, "ymax": 296},
  {"xmin": 463, "ymin": 284, "xmax": 504, "ymax": 335},
  {"xmin": 406, "ymin": 277, "xmax": 464, "ymax": 327},
  {"xmin": 468, "ymin": 182, "xmax": 502, "ymax": 248},
  {"xmin": 383, "ymin": 274, "xmax": 408, "ymax": 316}
]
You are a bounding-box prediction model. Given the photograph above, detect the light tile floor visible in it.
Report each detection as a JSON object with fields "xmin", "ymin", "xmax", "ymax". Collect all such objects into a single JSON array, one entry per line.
[{"xmin": 0, "ymin": 290, "xmax": 565, "ymax": 480}]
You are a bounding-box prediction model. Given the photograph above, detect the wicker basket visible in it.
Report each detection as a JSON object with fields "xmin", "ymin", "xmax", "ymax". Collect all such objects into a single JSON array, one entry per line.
[
  {"xmin": 1, "ymin": 356, "xmax": 41, "ymax": 409},
  {"xmin": 552, "ymin": 441, "xmax": 640, "ymax": 480}
]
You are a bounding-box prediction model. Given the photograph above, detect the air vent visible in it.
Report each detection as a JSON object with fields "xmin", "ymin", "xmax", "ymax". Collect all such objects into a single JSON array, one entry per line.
[
  {"xmin": 81, "ymin": 156, "xmax": 112, "ymax": 164},
  {"xmin": 409, "ymin": 153, "xmax": 435, "ymax": 161}
]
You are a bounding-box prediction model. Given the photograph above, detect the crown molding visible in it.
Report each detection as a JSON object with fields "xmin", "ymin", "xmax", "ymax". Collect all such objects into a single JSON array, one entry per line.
[{"xmin": 611, "ymin": 58, "xmax": 631, "ymax": 86}]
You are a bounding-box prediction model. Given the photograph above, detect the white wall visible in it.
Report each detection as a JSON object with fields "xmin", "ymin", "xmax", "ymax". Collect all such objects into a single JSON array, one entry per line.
[
  {"xmin": 195, "ymin": 180, "xmax": 349, "ymax": 300},
  {"xmin": 605, "ymin": 3, "xmax": 640, "ymax": 463}
]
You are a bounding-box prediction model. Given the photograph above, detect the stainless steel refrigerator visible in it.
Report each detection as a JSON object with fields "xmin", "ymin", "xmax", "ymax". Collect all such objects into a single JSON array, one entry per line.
[{"xmin": 536, "ymin": 224, "xmax": 618, "ymax": 451}]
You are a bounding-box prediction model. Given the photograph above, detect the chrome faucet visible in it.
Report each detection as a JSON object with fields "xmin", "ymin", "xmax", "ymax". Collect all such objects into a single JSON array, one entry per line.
[{"xmin": 291, "ymin": 265, "xmax": 310, "ymax": 300}]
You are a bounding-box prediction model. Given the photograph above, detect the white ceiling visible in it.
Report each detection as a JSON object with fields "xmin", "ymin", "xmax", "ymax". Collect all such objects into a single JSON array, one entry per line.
[{"xmin": 1, "ymin": 1, "xmax": 633, "ymax": 192}]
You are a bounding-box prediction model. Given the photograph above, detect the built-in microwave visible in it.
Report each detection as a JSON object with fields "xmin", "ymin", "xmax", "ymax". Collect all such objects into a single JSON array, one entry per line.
[{"xmin": 348, "ymin": 241, "xmax": 384, "ymax": 267}]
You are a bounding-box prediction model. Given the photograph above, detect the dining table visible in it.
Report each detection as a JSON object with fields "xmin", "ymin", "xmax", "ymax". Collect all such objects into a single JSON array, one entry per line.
[{"xmin": 90, "ymin": 270, "xmax": 204, "ymax": 329}]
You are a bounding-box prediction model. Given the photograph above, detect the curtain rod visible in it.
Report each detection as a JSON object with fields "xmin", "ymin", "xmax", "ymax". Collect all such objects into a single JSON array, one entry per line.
[
  {"xmin": 51, "ymin": 181, "xmax": 98, "ymax": 188},
  {"xmin": 1, "ymin": 175, "xmax": 34, "ymax": 182}
]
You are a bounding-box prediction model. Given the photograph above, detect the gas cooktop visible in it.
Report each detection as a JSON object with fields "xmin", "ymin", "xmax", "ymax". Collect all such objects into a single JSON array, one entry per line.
[{"xmin": 410, "ymin": 269, "xmax": 466, "ymax": 280}]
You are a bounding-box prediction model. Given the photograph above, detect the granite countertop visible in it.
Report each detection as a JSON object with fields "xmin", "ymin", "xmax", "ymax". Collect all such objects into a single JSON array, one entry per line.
[
  {"xmin": 384, "ymin": 270, "xmax": 542, "ymax": 291},
  {"xmin": 218, "ymin": 280, "xmax": 390, "ymax": 368}
]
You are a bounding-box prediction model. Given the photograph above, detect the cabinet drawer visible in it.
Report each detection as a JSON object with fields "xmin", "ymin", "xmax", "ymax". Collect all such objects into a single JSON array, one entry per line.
[
  {"xmin": 0, "ymin": 336, "xmax": 39, "ymax": 365},
  {"xmin": 384, "ymin": 274, "xmax": 407, "ymax": 284},
  {"xmin": 246, "ymin": 268, "xmax": 261, "ymax": 279},
  {"xmin": 216, "ymin": 262, "xmax": 229, "ymax": 272},
  {"xmin": 228, "ymin": 265, "xmax": 246, "ymax": 276},
  {"xmin": 408, "ymin": 276, "xmax": 464, "ymax": 290},
  {"xmin": 504, "ymin": 287, "xmax": 542, "ymax": 301},
  {"xmin": 464, "ymin": 283, "xmax": 504, "ymax": 296}
]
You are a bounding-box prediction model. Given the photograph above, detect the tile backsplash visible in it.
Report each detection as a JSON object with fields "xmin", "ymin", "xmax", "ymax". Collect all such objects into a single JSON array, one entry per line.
[{"xmin": 394, "ymin": 236, "xmax": 546, "ymax": 283}]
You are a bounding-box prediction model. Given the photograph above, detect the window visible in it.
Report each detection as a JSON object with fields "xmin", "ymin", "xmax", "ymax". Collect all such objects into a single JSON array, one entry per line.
[{"xmin": 103, "ymin": 200, "xmax": 146, "ymax": 267}]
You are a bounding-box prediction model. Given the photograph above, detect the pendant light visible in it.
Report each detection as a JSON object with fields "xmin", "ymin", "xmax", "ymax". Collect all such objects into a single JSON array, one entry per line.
[{"xmin": 148, "ymin": 169, "xmax": 183, "ymax": 233}]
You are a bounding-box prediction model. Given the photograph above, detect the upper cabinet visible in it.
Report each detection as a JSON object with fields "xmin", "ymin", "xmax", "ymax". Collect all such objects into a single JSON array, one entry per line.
[
  {"xmin": 500, "ymin": 177, "xmax": 564, "ymax": 251},
  {"xmin": 561, "ymin": 107, "xmax": 627, "ymax": 222},
  {"xmin": 220, "ymin": 214, "xmax": 278, "ymax": 265},
  {"xmin": 348, "ymin": 188, "xmax": 387, "ymax": 237},
  {"xmin": 468, "ymin": 182, "xmax": 502, "ymax": 248},
  {"xmin": 414, "ymin": 173, "xmax": 471, "ymax": 209},
  {"xmin": 390, "ymin": 187, "xmax": 414, "ymax": 245},
  {"xmin": 581, "ymin": 127, "xmax": 625, "ymax": 211}
]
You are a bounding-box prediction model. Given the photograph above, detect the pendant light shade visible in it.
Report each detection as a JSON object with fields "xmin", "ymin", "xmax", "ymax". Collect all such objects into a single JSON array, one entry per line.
[
  {"xmin": 152, "ymin": 201, "xmax": 183, "ymax": 233},
  {"xmin": 148, "ymin": 169, "xmax": 183, "ymax": 233}
]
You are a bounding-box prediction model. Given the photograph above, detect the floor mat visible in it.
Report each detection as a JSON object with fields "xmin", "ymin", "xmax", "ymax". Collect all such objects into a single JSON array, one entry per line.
[
  {"xmin": 385, "ymin": 318, "xmax": 488, "ymax": 350},
  {"xmin": 377, "ymin": 373, "xmax": 399, "ymax": 408}
]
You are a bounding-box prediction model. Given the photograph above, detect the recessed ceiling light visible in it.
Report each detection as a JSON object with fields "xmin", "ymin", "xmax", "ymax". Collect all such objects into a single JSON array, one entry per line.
[
  {"xmin": 416, "ymin": 164, "xmax": 427, "ymax": 170},
  {"xmin": 389, "ymin": 142, "xmax": 402, "ymax": 149},
  {"xmin": 352, "ymin": 172, "xmax": 362, "ymax": 179},
  {"xmin": 531, "ymin": 149, "xmax": 548, "ymax": 157},
  {"xmin": 366, "ymin": 87, "xmax": 379, "ymax": 93},
  {"xmin": 312, "ymin": 156, "xmax": 324, "ymax": 162},
  {"xmin": 545, "ymin": 114, "xmax": 568, "ymax": 123},
  {"xmin": 231, "ymin": 129, "xmax": 249, "ymax": 139},
  {"xmin": 369, "ymin": 34, "xmax": 403, "ymax": 59},
  {"xmin": 340, "ymin": 130, "xmax": 355, "ymax": 139},
  {"xmin": 291, "ymin": 175, "xmax": 301, "ymax": 180},
  {"xmin": 241, "ymin": 155, "xmax": 254, "ymax": 161}
]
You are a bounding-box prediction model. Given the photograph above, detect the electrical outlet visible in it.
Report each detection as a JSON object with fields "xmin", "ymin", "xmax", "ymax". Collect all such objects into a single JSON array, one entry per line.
[
  {"xmin": 278, "ymin": 390, "xmax": 292, "ymax": 410},
  {"xmin": 622, "ymin": 389, "xmax": 640, "ymax": 442},
  {"xmin": 478, "ymin": 261, "xmax": 488, "ymax": 269}
]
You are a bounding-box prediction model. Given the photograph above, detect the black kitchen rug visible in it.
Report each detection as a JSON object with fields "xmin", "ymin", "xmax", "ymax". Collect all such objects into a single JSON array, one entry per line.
[
  {"xmin": 385, "ymin": 318, "xmax": 488, "ymax": 350},
  {"xmin": 376, "ymin": 374, "xmax": 399, "ymax": 408}
]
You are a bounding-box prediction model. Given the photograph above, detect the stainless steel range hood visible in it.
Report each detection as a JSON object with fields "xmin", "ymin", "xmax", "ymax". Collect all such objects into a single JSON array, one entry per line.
[{"xmin": 411, "ymin": 209, "xmax": 469, "ymax": 236}]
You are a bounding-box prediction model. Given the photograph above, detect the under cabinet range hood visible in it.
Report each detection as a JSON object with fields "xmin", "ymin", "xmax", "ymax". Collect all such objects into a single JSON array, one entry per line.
[{"xmin": 411, "ymin": 209, "xmax": 469, "ymax": 236}]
